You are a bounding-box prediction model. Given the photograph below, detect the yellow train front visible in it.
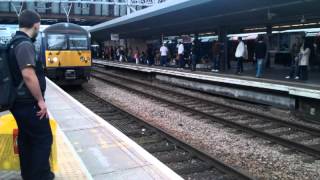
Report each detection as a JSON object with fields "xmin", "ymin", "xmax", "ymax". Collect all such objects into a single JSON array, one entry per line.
[{"xmin": 40, "ymin": 23, "xmax": 91, "ymax": 85}]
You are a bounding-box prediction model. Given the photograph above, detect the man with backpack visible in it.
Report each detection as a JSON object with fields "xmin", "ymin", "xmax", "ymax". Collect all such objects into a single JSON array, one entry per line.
[{"xmin": 0, "ymin": 10, "xmax": 53, "ymax": 180}]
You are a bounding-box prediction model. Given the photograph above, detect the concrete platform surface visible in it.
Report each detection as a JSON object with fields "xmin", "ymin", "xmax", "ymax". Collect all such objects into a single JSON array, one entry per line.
[
  {"xmin": 0, "ymin": 79, "xmax": 182, "ymax": 180},
  {"xmin": 45, "ymin": 79, "xmax": 182, "ymax": 180}
]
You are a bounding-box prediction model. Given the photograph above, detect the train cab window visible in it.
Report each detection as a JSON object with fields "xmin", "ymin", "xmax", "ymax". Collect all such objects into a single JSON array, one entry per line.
[
  {"xmin": 47, "ymin": 34, "xmax": 67, "ymax": 50},
  {"xmin": 69, "ymin": 35, "xmax": 88, "ymax": 50}
]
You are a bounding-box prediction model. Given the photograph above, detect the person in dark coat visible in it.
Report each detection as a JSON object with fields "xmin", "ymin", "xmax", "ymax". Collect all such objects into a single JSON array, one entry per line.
[{"xmin": 254, "ymin": 35, "xmax": 267, "ymax": 78}]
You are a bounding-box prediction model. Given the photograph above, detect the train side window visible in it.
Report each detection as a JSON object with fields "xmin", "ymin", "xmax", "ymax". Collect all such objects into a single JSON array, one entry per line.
[
  {"xmin": 69, "ymin": 35, "xmax": 88, "ymax": 50},
  {"xmin": 47, "ymin": 34, "xmax": 67, "ymax": 50}
]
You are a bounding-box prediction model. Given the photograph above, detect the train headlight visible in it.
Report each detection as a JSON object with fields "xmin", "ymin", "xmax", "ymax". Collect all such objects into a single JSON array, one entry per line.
[
  {"xmin": 53, "ymin": 57, "xmax": 58, "ymax": 62},
  {"xmin": 48, "ymin": 58, "xmax": 53, "ymax": 64}
]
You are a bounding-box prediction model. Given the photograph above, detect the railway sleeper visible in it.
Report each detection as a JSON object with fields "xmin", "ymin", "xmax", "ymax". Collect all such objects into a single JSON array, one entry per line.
[
  {"xmin": 144, "ymin": 144, "xmax": 177, "ymax": 153},
  {"xmin": 157, "ymin": 153, "xmax": 194, "ymax": 164},
  {"xmin": 170, "ymin": 162, "xmax": 213, "ymax": 175}
]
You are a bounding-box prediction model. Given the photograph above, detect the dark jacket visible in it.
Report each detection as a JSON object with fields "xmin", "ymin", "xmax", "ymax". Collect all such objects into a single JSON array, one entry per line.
[
  {"xmin": 255, "ymin": 41, "xmax": 267, "ymax": 59},
  {"xmin": 191, "ymin": 40, "xmax": 201, "ymax": 55}
]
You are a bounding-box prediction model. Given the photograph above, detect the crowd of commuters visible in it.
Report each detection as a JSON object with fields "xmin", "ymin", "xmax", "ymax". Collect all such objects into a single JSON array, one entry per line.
[
  {"xmin": 285, "ymin": 36, "xmax": 314, "ymax": 80},
  {"xmin": 228, "ymin": 34, "xmax": 317, "ymax": 80},
  {"xmin": 99, "ymin": 34, "xmax": 319, "ymax": 81},
  {"xmin": 101, "ymin": 46, "xmax": 155, "ymax": 66}
]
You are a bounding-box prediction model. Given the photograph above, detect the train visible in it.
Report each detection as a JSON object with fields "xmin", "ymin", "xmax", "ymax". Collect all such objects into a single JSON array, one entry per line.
[{"xmin": 37, "ymin": 22, "xmax": 92, "ymax": 85}]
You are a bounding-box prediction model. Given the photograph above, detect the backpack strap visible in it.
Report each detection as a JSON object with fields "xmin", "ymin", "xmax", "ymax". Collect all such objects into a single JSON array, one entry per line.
[
  {"xmin": 8, "ymin": 35, "xmax": 33, "ymax": 90},
  {"xmin": 8, "ymin": 35, "xmax": 32, "ymax": 50}
]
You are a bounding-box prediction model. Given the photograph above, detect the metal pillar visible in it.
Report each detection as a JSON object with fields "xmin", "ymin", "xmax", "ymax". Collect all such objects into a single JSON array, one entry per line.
[
  {"xmin": 266, "ymin": 24, "xmax": 272, "ymax": 68},
  {"xmin": 218, "ymin": 27, "xmax": 228, "ymax": 71}
]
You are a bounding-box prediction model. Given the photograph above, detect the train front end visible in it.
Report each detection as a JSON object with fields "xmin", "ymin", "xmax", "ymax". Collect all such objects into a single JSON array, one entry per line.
[{"xmin": 42, "ymin": 23, "xmax": 91, "ymax": 85}]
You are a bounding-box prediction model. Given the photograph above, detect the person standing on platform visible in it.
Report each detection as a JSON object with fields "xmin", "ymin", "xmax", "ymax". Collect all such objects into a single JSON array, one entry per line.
[
  {"xmin": 235, "ymin": 37, "xmax": 245, "ymax": 74},
  {"xmin": 177, "ymin": 41, "xmax": 185, "ymax": 69},
  {"xmin": 211, "ymin": 40, "xmax": 220, "ymax": 72},
  {"xmin": 119, "ymin": 46, "xmax": 125, "ymax": 62},
  {"xmin": 110, "ymin": 46, "xmax": 115, "ymax": 60},
  {"xmin": 191, "ymin": 39, "xmax": 200, "ymax": 71},
  {"xmin": 254, "ymin": 35, "xmax": 267, "ymax": 78},
  {"xmin": 147, "ymin": 46, "xmax": 154, "ymax": 66},
  {"xmin": 160, "ymin": 43, "xmax": 169, "ymax": 67},
  {"xmin": 8, "ymin": 10, "xmax": 54, "ymax": 180},
  {"xmin": 134, "ymin": 47, "xmax": 139, "ymax": 64},
  {"xmin": 127, "ymin": 47, "xmax": 133, "ymax": 63},
  {"xmin": 286, "ymin": 37, "xmax": 302, "ymax": 79},
  {"xmin": 298, "ymin": 39, "xmax": 312, "ymax": 80},
  {"xmin": 116, "ymin": 46, "xmax": 120, "ymax": 61}
]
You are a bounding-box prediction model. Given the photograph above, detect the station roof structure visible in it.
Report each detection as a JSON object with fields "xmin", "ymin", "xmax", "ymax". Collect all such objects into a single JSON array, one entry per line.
[
  {"xmin": 89, "ymin": 0, "xmax": 320, "ymax": 40},
  {"xmin": 0, "ymin": 0, "xmax": 164, "ymax": 25}
]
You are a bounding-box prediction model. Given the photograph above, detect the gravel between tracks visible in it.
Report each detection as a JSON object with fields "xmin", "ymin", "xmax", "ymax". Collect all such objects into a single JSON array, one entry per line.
[
  {"xmin": 151, "ymin": 79, "xmax": 320, "ymax": 131},
  {"xmin": 83, "ymin": 78, "xmax": 320, "ymax": 180},
  {"xmin": 100, "ymin": 68, "xmax": 320, "ymax": 131}
]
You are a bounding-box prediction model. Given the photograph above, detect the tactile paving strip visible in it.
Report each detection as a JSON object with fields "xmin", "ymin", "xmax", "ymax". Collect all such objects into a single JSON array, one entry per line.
[{"xmin": 0, "ymin": 128, "xmax": 90, "ymax": 180}]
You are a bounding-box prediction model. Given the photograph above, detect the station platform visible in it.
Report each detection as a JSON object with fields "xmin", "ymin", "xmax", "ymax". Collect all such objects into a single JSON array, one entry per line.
[
  {"xmin": 93, "ymin": 59, "xmax": 320, "ymax": 100},
  {"xmin": 0, "ymin": 79, "xmax": 182, "ymax": 180}
]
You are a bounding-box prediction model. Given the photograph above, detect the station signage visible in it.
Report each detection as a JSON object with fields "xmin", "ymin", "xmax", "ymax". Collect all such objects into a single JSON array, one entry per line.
[
  {"xmin": 181, "ymin": 35, "xmax": 191, "ymax": 43},
  {"xmin": 111, "ymin": 33, "xmax": 119, "ymax": 41}
]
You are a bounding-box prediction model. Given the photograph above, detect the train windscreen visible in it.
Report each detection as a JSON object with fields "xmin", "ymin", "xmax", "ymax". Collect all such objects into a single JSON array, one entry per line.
[
  {"xmin": 47, "ymin": 34, "xmax": 68, "ymax": 50},
  {"xmin": 69, "ymin": 35, "xmax": 88, "ymax": 50}
]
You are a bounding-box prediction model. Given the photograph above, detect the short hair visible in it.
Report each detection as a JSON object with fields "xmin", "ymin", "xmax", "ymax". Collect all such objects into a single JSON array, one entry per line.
[
  {"xmin": 19, "ymin": 10, "xmax": 41, "ymax": 28},
  {"xmin": 238, "ymin": 37, "xmax": 242, "ymax": 41},
  {"xmin": 257, "ymin": 35, "xmax": 264, "ymax": 41}
]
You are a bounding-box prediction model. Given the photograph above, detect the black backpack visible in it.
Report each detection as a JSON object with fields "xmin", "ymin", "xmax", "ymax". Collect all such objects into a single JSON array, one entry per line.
[{"xmin": 0, "ymin": 36, "xmax": 29, "ymax": 112}]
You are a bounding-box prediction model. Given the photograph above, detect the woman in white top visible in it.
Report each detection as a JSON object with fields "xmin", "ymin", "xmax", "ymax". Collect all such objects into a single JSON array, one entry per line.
[
  {"xmin": 235, "ymin": 37, "xmax": 246, "ymax": 74},
  {"xmin": 160, "ymin": 43, "xmax": 169, "ymax": 66},
  {"xmin": 298, "ymin": 39, "xmax": 312, "ymax": 80}
]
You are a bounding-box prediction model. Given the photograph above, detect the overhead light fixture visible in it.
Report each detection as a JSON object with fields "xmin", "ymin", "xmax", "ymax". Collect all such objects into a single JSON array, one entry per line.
[{"xmin": 303, "ymin": 22, "xmax": 316, "ymax": 26}]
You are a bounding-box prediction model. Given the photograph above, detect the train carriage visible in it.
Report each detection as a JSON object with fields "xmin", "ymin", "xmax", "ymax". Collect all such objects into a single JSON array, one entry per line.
[{"xmin": 39, "ymin": 23, "xmax": 91, "ymax": 85}]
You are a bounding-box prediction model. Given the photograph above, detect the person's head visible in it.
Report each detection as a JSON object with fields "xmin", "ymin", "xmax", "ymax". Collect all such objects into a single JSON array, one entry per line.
[
  {"xmin": 18, "ymin": 10, "xmax": 41, "ymax": 39},
  {"xmin": 257, "ymin": 35, "xmax": 264, "ymax": 42},
  {"xmin": 238, "ymin": 37, "xmax": 242, "ymax": 42}
]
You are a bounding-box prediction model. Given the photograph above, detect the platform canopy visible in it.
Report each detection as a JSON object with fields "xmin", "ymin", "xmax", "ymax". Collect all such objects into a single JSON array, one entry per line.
[{"xmin": 89, "ymin": 0, "xmax": 320, "ymax": 40}]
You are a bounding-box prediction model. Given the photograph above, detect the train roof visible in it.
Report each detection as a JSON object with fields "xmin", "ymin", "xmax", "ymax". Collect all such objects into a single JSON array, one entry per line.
[{"xmin": 43, "ymin": 23, "xmax": 88, "ymax": 34}]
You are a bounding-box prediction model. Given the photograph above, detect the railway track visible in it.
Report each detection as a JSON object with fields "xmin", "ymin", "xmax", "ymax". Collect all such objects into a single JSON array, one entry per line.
[
  {"xmin": 90, "ymin": 67, "xmax": 320, "ymax": 160},
  {"xmin": 67, "ymin": 88, "xmax": 253, "ymax": 180}
]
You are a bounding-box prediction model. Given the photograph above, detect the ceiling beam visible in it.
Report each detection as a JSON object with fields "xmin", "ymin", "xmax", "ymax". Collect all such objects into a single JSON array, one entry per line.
[{"xmin": 6, "ymin": 0, "xmax": 164, "ymax": 6}]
